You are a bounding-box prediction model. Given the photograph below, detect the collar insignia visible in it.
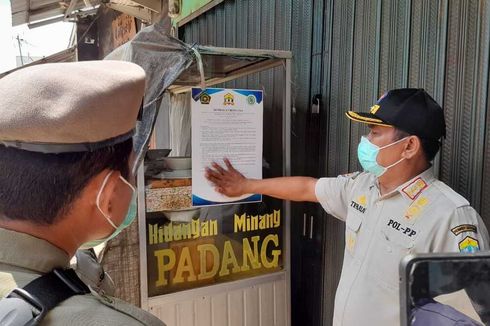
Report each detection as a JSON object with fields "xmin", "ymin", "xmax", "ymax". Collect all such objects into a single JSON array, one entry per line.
[{"xmin": 402, "ymin": 177, "xmax": 428, "ymax": 200}]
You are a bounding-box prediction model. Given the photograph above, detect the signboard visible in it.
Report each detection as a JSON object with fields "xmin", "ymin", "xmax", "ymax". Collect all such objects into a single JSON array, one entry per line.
[
  {"xmin": 191, "ymin": 88, "xmax": 263, "ymax": 207},
  {"xmin": 145, "ymin": 203, "xmax": 284, "ymax": 296},
  {"xmin": 111, "ymin": 14, "xmax": 136, "ymax": 49}
]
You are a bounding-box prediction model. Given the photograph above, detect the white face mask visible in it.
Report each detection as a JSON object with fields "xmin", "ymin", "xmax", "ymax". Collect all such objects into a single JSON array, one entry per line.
[{"xmin": 80, "ymin": 171, "xmax": 137, "ymax": 249}]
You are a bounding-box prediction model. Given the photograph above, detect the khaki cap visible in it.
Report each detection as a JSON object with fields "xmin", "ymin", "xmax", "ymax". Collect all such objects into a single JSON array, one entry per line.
[{"xmin": 0, "ymin": 60, "xmax": 146, "ymax": 153}]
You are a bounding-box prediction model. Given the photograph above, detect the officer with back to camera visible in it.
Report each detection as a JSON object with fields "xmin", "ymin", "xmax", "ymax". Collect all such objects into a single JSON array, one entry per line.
[{"xmin": 0, "ymin": 61, "xmax": 165, "ymax": 325}]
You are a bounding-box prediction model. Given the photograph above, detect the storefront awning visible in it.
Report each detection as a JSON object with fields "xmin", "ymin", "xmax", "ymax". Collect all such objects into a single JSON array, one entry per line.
[{"xmin": 168, "ymin": 46, "xmax": 292, "ymax": 94}]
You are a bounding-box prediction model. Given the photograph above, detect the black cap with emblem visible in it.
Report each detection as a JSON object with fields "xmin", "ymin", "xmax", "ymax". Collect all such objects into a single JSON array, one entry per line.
[{"xmin": 346, "ymin": 88, "xmax": 446, "ymax": 141}]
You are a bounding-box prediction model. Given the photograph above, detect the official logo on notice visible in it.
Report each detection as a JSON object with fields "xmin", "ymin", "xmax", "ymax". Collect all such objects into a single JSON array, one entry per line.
[
  {"xmin": 247, "ymin": 95, "xmax": 256, "ymax": 105},
  {"xmin": 224, "ymin": 93, "xmax": 235, "ymax": 105},
  {"xmin": 199, "ymin": 93, "xmax": 211, "ymax": 104}
]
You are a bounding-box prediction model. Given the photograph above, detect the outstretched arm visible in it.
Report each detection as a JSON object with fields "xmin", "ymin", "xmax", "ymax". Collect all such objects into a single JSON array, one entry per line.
[{"xmin": 205, "ymin": 158, "xmax": 318, "ymax": 202}]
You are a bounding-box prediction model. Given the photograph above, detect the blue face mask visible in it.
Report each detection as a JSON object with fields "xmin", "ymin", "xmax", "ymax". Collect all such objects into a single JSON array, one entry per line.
[
  {"xmin": 357, "ymin": 136, "xmax": 408, "ymax": 177},
  {"xmin": 80, "ymin": 171, "xmax": 137, "ymax": 250}
]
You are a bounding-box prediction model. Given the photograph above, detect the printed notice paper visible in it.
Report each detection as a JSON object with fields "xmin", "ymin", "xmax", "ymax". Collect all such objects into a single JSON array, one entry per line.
[{"xmin": 191, "ymin": 88, "xmax": 263, "ymax": 206}]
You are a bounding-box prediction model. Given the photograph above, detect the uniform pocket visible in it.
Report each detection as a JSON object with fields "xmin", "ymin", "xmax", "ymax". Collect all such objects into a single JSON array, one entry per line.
[
  {"xmin": 346, "ymin": 214, "xmax": 362, "ymax": 232},
  {"xmin": 368, "ymin": 228, "xmax": 414, "ymax": 291}
]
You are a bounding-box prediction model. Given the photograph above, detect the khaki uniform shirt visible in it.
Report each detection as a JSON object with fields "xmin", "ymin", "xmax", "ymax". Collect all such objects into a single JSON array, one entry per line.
[
  {"xmin": 315, "ymin": 168, "xmax": 490, "ymax": 326},
  {"xmin": 0, "ymin": 228, "xmax": 165, "ymax": 326}
]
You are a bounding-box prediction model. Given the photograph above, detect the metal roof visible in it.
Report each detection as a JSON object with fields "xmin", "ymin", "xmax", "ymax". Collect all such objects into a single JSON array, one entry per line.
[
  {"xmin": 10, "ymin": 0, "xmax": 91, "ymax": 26},
  {"xmin": 0, "ymin": 46, "xmax": 77, "ymax": 78},
  {"xmin": 10, "ymin": 0, "xmax": 159, "ymax": 27}
]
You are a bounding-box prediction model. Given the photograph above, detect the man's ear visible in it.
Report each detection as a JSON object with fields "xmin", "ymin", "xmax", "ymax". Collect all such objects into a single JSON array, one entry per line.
[
  {"xmin": 403, "ymin": 136, "xmax": 421, "ymax": 159},
  {"xmin": 89, "ymin": 169, "xmax": 121, "ymax": 216}
]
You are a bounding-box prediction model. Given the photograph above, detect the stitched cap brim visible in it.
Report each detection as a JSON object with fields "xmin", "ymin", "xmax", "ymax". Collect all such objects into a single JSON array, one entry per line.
[{"xmin": 345, "ymin": 111, "xmax": 393, "ymax": 127}]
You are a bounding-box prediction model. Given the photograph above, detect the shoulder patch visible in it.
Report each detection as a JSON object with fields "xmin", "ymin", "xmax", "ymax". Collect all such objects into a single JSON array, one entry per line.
[
  {"xmin": 451, "ymin": 224, "xmax": 477, "ymax": 236},
  {"xmin": 459, "ymin": 236, "xmax": 480, "ymax": 253}
]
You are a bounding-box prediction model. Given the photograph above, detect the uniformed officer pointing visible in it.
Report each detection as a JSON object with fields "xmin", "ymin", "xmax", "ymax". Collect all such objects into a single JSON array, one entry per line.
[
  {"xmin": 0, "ymin": 61, "xmax": 165, "ymax": 325},
  {"xmin": 205, "ymin": 88, "xmax": 490, "ymax": 326}
]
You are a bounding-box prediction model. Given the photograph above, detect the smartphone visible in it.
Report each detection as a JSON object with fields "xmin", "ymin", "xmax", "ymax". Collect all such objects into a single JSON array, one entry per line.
[{"xmin": 400, "ymin": 252, "xmax": 490, "ymax": 326}]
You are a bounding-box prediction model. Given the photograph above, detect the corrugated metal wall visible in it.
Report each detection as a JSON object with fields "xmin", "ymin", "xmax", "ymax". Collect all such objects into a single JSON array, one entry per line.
[{"xmin": 180, "ymin": 1, "xmax": 490, "ymax": 325}]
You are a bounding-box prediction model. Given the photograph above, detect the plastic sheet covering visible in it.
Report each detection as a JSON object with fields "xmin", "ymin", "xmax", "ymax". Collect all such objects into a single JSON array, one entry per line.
[
  {"xmin": 105, "ymin": 16, "xmax": 194, "ymax": 173},
  {"xmin": 100, "ymin": 17, "xmax": 193, "ymax": 307},
  {"xmin": 169, "ymin": 93, "xmax": 191, "ymax": 157}
]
